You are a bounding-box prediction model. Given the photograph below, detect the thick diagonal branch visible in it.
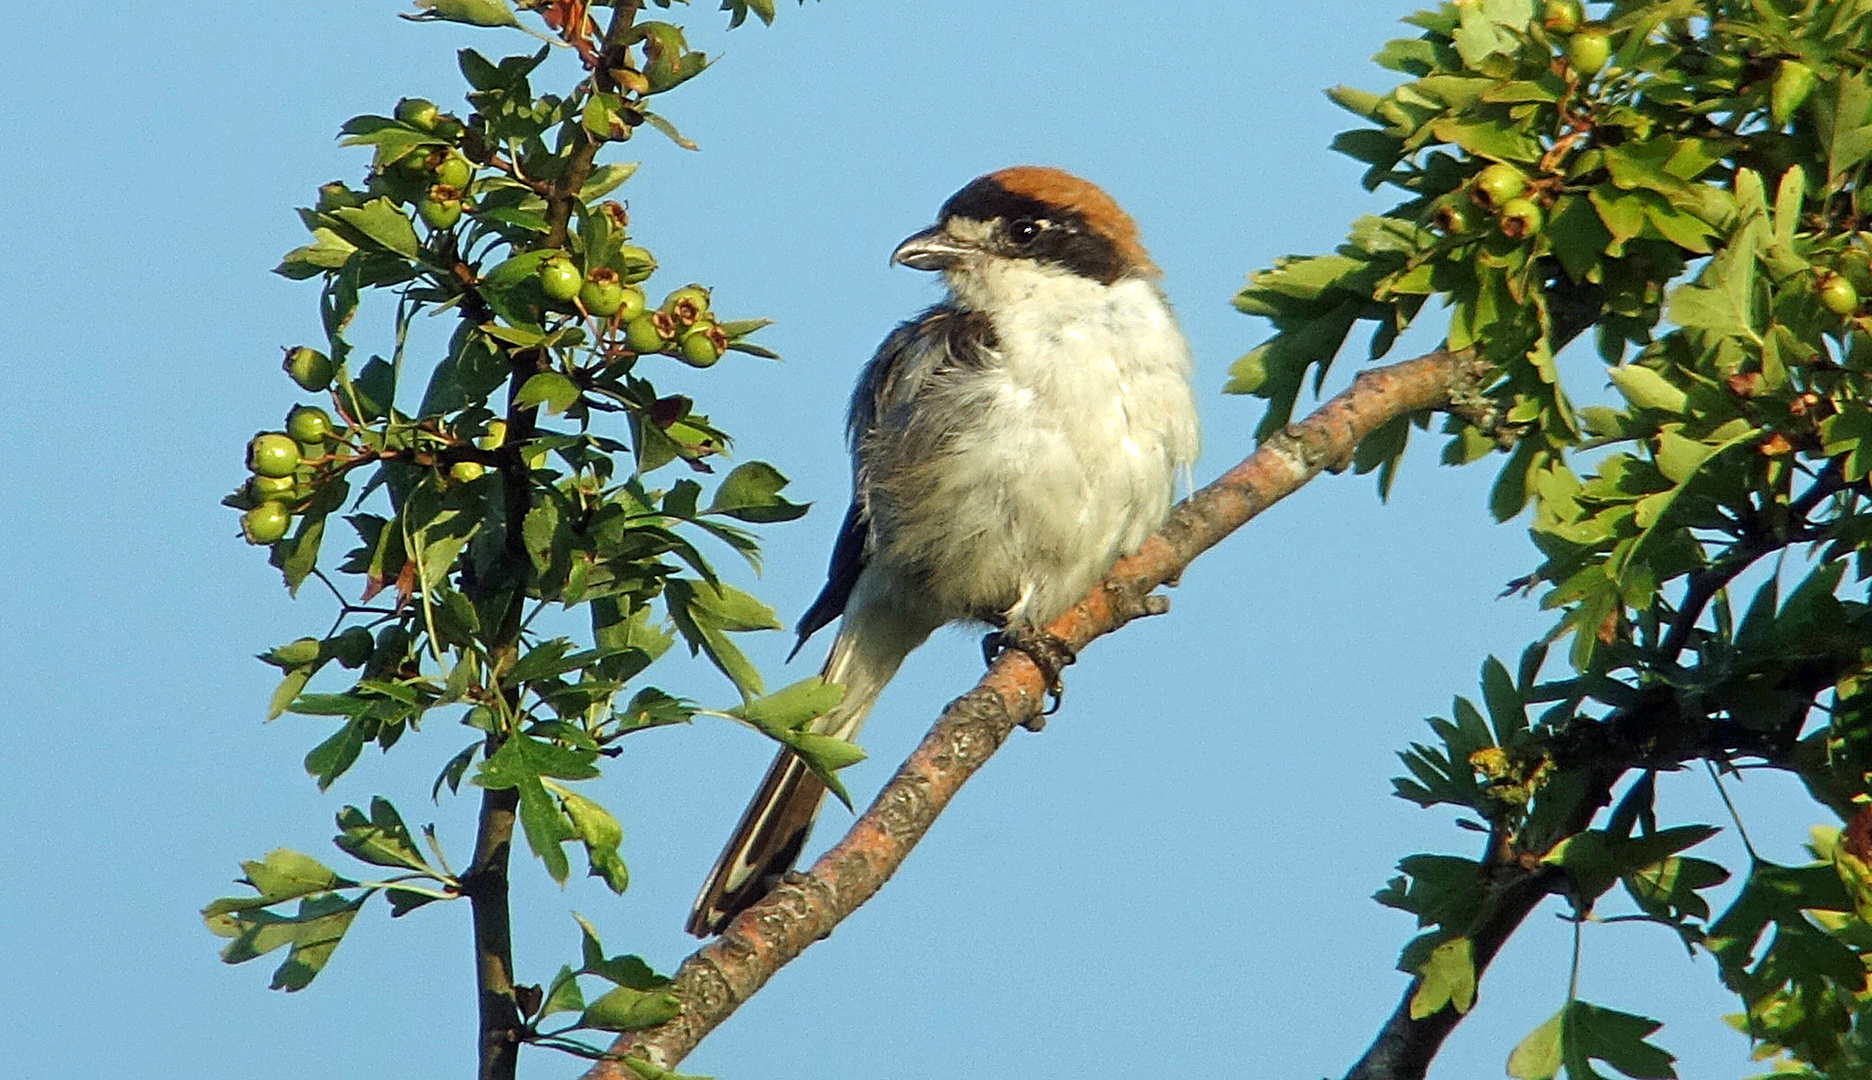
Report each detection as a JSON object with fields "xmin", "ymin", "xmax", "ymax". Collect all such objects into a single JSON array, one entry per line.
[{"xmin": 579, "ymin": 346, "xmax": 1495, "ymax": 1076}]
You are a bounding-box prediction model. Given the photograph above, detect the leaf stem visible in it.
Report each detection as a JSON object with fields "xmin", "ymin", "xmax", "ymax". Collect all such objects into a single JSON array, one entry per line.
[
  {"xmin": 1705, "ymin": 759, "xmax": 1761, "ymax": 864},
  {"xmin": 1567, "ymin": 912, "xmax": 1582, "ymax": 1003}
]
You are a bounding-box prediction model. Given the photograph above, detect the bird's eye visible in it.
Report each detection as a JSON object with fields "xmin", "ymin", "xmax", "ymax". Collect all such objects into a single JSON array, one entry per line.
[{"xmin": 1007, "ymin": 217, "xmax": 1043, "ymax": 245}]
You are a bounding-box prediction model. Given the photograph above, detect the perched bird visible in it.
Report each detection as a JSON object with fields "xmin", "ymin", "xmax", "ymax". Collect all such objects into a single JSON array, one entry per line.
[{"xmin": 686, "ymin": 166, "xmax": 1200, "ymax": 937}]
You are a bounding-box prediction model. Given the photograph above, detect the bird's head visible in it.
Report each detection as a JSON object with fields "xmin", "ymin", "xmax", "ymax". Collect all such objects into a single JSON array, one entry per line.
[{"xmin": 890, "ymin": 167, "xmax": 1158, "ymax": 299}]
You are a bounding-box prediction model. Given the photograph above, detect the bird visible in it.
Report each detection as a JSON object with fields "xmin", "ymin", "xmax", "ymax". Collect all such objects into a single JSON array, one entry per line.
[{"xmin": 685, "ymin": 166, "xmax": 1201, "ymax": 937}]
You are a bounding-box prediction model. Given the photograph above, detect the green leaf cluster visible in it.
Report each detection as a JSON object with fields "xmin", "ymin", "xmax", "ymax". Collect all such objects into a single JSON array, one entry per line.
[
  {"xmin": 203, "ymin": 800, "xmax": 456, "ymax": 988},
  {"xmin": 208, "ymin": 6, "xmax": 841, "ymax": 1070},
  {"xmin": 1244, "ymin": 5, "xmax": 1872, "ymax": 1073}
]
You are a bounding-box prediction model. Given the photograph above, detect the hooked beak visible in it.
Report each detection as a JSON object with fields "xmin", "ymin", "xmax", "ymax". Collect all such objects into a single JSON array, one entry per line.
[{"xmin": 890, "ymin": 226, "xmax": 975, "ymax": 271}]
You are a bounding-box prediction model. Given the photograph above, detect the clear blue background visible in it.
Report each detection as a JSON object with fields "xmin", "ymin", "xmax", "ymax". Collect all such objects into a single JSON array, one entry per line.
[{"xmin": 0, "ymin": 3, "xmax": 1818, "ymax": 1078}]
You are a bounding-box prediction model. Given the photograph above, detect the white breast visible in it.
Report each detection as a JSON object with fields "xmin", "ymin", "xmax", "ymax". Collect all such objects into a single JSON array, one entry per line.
[{"xmin": 879, "ymin": 263, "xmax": 1200, "ymax": 629}]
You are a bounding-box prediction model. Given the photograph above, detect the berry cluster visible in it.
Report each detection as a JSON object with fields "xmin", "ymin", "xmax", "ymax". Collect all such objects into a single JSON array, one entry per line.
[{"xmin": 239, "ymin": 390, "xmax": 335, "ymax": 545}]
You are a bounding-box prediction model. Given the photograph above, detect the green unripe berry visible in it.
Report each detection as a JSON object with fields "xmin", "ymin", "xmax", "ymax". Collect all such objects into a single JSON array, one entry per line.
[
  {"xmin": 613, "ymin": 285, "xmax": 646, "ymax": 323},
  {"xmin": 1541, "ymin": 0, "xmax": 1582, "ymax": 34},
  {"xmin": 538, "ymin": 256, "xmax": 582, "ymax": 304},
  {"xmin": 395, "ymin": 97, "xmax": 440, "ymax": 131},
  {"xmin": 1819, "ymin": 273, "xmax": 1861, "ymax": 317},
  {"xmin": 316, "ymin": 181, "xmax": 365, "ymax": 212},
  {"xmin": 286, "ymin": 406, "xmax": 333, "ymax": 444},
  {"xmin": 616, "ymin": 244, "xmax": 657, "ymax": 285},
  {"xmin": 388, "ymin": 146, "xmax": 438, "ymax": 183},
  {"xmin": 248, "ymin": 433, "xmax": 302, "ymax": 478},
  {"xmin": 1472, "ymin": 164, "xmax": 1529, "ymax": 209},
  {"xmin": 365, "ymin": 625, "xmax": 413, "ymax": 680},
  {"xmin": 242, "ymin": 503, "xmax": 292, "ymax": 545},
  {"xmin": 625, "ymin": 313, "xmax": 669, "ymax": 353},
  {"xmin": 249, "ymin": 473, "xmax": 296, "ymax": 501},
  {"xmin": 332, "ymin": 626, "xmax": 375, "ymax": 669},
  {"xmin": 662, "ymin": 284, "xmax": 711, "ymax": 327},
  {"xmin": 283, "ymin": 346, "xmax": 334, "ymax": 391},
  {"xmin": 1771, "ymin": 60, "xmax": 1816, "ymax": 127},
  {"xmin": 678, "ymin": 323, "xmax": 725, "ymax": 368},
  {"xmin": 579, "ymin": 268, "xmax": 628, "ymax": 318},
  {"xmin": 419, "ymin": 187, "xmax": 464, "ymax": 231},
  {"xmin": 449, "ymin": 460, "xmax": 486, "ymax": 482},
  {"xmin": 1497, "ymin": 197, "xmax": 1545, "ymax": 239},
  {"xmin": 1565, "ymin": 27, "xmax": 1612, "ymax": 75},
  {"xmin": 433, "ymin": 154, "xmax": 472, "ymax": 191},
  {"xmin": 1432, "ymin": 198, "xmax": 1481, "ymax": 235}
]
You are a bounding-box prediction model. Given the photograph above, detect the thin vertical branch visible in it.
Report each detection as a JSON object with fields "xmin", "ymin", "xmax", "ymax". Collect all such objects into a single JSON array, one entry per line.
[{"xmin": 466, "ymin": 6, "xmax": 647, "ymax": 1079}]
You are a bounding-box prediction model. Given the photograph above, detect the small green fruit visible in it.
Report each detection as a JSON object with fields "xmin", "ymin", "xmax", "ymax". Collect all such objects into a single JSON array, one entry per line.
[
  {"xmin": 316, "ymin": 181, "xmax": 365, "ymax": 212},
  {"xmin": 249, "ymin": 473, "xmax": 296, "ymax": 501},
  {"xmin": 1472, "ymin": 164, "xmax": 1529, "ymax": 209},
  {"xmin": 1541, "ymin": 0, "xmax": 1582, "ymax": 34},
  {"xmin": 433, "ymin": 154, "xmax": 472, "ymax": 191},
  {"xmin": 1771, "ymin": 60, "xmax": 1816, "ymax": 127},
  {"xmin": 1432, "ymin": 198, "xmax": 1481, "ymax": 235},
  {"xmin": 248, "ymin": 433, "xmax": 302, "ymax": 479},
  {"xmin": 625, "ymin": 313, "xmax": 669, "ymax": 353},
  {"xmin": 579, "ymin": 268, "xmax": 628, "ymax": 318},
  {"xmin": 678, "ymin": 324, "xmax": 725, "ymax": 368},
  {"xmin": 1497, "ymin": 197, "xmax": 1545, "ymax": 239},
  {"xmin": 283, "ymin": 346, "xmax": 334, "ymax": 391},
  {"xmin": 419, "ymin": 187, "xmax": 464, "ymax": 230},
  {"xmin": 332, "ymin": 626, "xmax": 375, "ymax": 669},
  {"xmin": 613, "ymin": 285, "xmax": 646, "ymax": 323},
  {"xmin": 538, "ymin": 256, "xmax": 582, "ymax": 304},
  {"xmin": 242, "ymin": 503, "xmax": 292, "ymax": 545},
  {"xmin": 662, "ymin": 284, "xmax": 711, "ymax": 326},
  {"xmin": 395, "ymin": 97, "xmax": 440, "ymax": 131},
  {"xmin": 286, "ymin": 406, "xmax": 333, "ymax": 444},
  {"xmin": 1565, "ymin": 27, "xmax": 1612, "ymax": 75},
  {"xmin": 450, "ymin": 460, "xmax": 486, "ymax": 482},
  {"xmin": 617, "ymin": 244, "xmax": 657, "ymax": 285},
  {"xmin": 1819, "ymin": 273, "xmax": 1861, "ymax": 317},
  {"xmin": 388, "ymin": 146, "xmax": 439, "ymax": 183},
  {"xmin": 365, "ymin": 625, "xmax": 412, "ymax": 680}
]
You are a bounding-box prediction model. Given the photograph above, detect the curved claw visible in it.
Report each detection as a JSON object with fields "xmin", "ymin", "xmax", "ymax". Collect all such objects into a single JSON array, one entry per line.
[{"xmin": 982, "ymin": 629, "xmax": 1077, "ymax": 723}]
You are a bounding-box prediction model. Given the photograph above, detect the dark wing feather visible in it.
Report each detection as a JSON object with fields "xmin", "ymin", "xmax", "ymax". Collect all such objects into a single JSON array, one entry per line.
[
  {"xmin": 788, "ymin": 306, "xmax": 993, "ymax": 661},
  {"xmin": 789, "ymin": 499, "xmax": 867, "ymax": 660}
]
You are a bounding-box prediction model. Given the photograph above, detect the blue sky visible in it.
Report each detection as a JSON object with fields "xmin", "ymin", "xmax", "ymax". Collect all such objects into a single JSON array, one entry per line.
[{"xmin": 0, "ymin": 2, "xmax": 1818, "ymax": 1078}]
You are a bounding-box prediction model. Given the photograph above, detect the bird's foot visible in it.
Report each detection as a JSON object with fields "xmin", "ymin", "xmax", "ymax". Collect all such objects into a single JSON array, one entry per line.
[{"xmin": 982, "ymin": 628, "xmax": 1077, "ymax": 726}]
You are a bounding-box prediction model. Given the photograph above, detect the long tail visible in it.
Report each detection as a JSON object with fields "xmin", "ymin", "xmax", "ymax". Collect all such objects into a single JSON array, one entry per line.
[{"xmin": 685, "ymin": 600, "xmax": 930, "ymax": 936}]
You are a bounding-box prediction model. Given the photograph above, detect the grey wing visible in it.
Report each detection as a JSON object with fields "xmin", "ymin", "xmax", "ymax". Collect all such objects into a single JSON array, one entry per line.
[
  {"xmin": 786, "ymin": 314, "xmax": 928, "ymax": 660},
  {"xmin": 790, "ymin": 306, "xmax": 990, "ymax": 659}
]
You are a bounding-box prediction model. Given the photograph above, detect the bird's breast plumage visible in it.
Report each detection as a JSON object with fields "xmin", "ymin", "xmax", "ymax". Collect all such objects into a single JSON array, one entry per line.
[{"xmin": 853, "ymin": 266, "xmax": 1199, "ymax": 630}]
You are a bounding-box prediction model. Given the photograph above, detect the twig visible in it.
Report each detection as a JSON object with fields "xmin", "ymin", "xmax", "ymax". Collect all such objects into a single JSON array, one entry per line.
[
  {"xmin": 1656, "ymin": 461, "xmax": 1843, "ymax": 659},
  {"xmin": 1340, "ymin": 652, "xmax": 1853, "ymax": 1080}
]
